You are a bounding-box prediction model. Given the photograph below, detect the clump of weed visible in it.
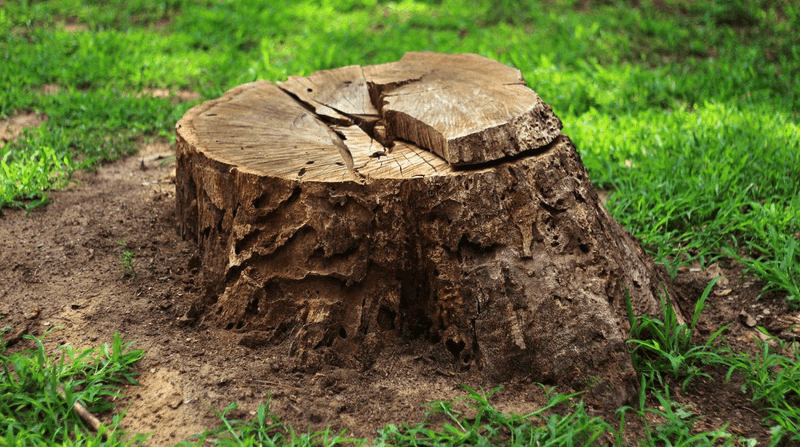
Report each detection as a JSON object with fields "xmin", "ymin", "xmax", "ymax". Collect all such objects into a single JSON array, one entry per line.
[
  {"xmin": 117, "ymin": 239, "xmax": 136, "ymax": 279},
  {"xmin": 180, "ymin": 385, "xmax": 612, "ymax": 446},
  {"xmin": 178, "ymin": 400, "xmax": 360, "ymax": 446},
  {"xmin": 719, "ymin": 330, "xmax": 800, "ymax": 444},
  {"xmin": 625, "ymin": 278, "xmax": 729, "ymax": 390},
  {"xmin": 0, "ymin": 329, "xmax": 148, "ymax": 445},
  {"xmin": 618, "ymin": 378, "xmax": 756, "ymax": 446},
  {"xmin": 376, "ymin": 385, "xmax": 611, "ymax": 446}
]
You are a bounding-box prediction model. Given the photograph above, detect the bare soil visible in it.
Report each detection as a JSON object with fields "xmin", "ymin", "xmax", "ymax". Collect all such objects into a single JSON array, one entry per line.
[
  {"xmin": 0, "ymin": 138, "xmax": 796, "ymax": 445},
  {"xmin": 0, "ymin": 112, "xmax": 47, "ymax": 145}
]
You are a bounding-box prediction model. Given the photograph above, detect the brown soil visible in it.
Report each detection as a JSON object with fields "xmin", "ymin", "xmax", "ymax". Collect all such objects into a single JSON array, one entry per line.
[
  {"xmin": 0, "ymin": 138, "xmax": 796, "ymax": 445},
  {"xmin": 0, "ymin": 111, "xmax": 47, "ymax": 145}
]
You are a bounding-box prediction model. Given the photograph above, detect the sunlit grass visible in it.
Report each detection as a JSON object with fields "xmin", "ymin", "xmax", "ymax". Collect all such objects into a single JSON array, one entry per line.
[{"xmin": 569, "ymin": 103, "xmax": 800, "ymax": 289}]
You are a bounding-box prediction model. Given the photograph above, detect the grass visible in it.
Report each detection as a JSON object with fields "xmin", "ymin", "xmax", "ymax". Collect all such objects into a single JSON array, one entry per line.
[
  {"xmin": 0, "ymin": 140, "xmax": 75, "ymax": 212},
  {"xmin": 117, "ymin": 239, "xmax": 136, "ymax": 280},
  {"xmin": 176, "ymin": 401, "xmax": 360, "ymax": 447},
  {"xmin": 1, "ymin": 0, "xmax": 797, "ymax": 305},
  {"xmin": 185, "ymin": 380, "xmax": 759, "ymax": 446},
  {"xmin": 625, "ymin": 278, "xmax": 730, "ymax": 391},
  {"xmin": 1, "ymin": 0, "xmax": 799, "ymax": 444},
  {"xmin": 374, "ymin": 385, "xmax": 610, "ymax": 446},
  {"xmin": 720, "ymin": 330, "xmax": 800, "ymax": 444},
  {"xmin": 0, "ymin": 325, "xmax": 148, "ymax": 445},
  {"xmin": 623, "ymin": 281, "xmax": 800, "ymax": 445},
  {"xmin": 578, "ymin": 103, "xmax": 800, "ymax": 303},
  {"xmin": 177, "ymin": 386, "xmax": 616, "ymax": 446},
  {"xmin": 619, "ymin": 383, "xmax": 753, "ymax": 446}
]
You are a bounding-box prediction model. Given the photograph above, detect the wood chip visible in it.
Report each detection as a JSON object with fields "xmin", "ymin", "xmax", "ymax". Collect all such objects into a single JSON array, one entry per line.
[{"xmin": 739, "ymin": 311, "xmax": 757, "ymax": 328}]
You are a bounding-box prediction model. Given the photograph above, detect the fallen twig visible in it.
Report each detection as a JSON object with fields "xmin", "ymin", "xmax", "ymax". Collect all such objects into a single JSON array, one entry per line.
[
  {"xmin": 57, "ymin": 386, "xmax": 105, "ymax": 435},
  {"xmin": 249, "ymin": 379, "xmax": 304, "ymax": 391},
  {"xmin": 1, "ymin": 322, "xmax": 29, "ymax": 348}
]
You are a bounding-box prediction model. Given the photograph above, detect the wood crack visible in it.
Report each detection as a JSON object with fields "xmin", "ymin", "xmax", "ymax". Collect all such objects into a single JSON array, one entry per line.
[{"xmin": 277, "ymin": 53, "xmax": 562, "ymax": 169}]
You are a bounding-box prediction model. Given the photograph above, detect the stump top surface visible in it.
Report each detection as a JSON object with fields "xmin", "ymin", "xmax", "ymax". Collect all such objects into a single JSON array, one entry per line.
[
  {"xmin": 181, "ymin": 80, "xmax": 452, "ymax": 182},
  {"xmin": 177, "ymin": 52, "xmax": 563, "ymax": 181}
]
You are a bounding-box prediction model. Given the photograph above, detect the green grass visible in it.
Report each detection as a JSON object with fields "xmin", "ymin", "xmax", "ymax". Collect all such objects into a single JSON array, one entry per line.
[
  {"xmin": 720, "ymin": 330, "xmax": 800, "ymax": 444},
  {"xmin": 176, "ymin": 401, "xmax": 360, "ymax": 447},
  {"xmin": 625, "ymin": 278, "xmax": 730, "ymax": 391},
  {"xmin": 117, "ymin": 239, "xmax": 136, "ymax": 280},
  {"xmin": 0, "ymin": 326, "xmax": 148, "ymax": 445},
  {"xmin": 185, "ymin": 381, "xmax": 759, "ymax": 446},
  {"xmin": 619, "ymin": 382, "xmax": 754, "ymax": 446},
  {"xmin": 374, "ymin": 385, "xmax": 611, "ymax": 446},
  {"xmin": 1, "ymin": 0, "xmax": 797, "ymax": 305},
  {"xmin": 622, "ymin": 281, "xmax": 800, "ymax": 445},
  {"xmin": 1, "ymin": 0, "xmax": 799, "ymax": 444},
  {"xmin": 572, "ymin": 103, "xmax": 800, "ymax": 303}
]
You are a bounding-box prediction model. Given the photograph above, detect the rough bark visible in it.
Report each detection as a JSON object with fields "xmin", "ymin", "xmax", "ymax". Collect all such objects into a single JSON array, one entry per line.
[{"xmin": 175, "ymin": 52, "xmax": 681, "ymax": 408}]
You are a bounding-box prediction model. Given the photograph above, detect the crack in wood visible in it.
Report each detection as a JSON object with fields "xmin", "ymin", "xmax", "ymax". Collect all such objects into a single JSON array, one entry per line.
[{"xmin": 278, "ymin": 52, "xmax": 562, "ymax": 171}]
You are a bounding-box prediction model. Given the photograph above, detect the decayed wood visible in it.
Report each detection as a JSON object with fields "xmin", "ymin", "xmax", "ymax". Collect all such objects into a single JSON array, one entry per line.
[{"xmin": 175, "ymin": 52, "xmax": 681, "ymax": 408}]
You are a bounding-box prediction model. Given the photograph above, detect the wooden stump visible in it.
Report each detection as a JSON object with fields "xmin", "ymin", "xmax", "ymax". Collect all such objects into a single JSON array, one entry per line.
[{"xmin": 175, "ymin": 52, "xmax": 681, "ymax": 407}]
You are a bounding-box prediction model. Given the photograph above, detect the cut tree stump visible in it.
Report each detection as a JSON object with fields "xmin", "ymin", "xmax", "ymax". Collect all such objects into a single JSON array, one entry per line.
[{"xmin": 175, "ymin": 52, "xmax": 682, "ymax": 408}]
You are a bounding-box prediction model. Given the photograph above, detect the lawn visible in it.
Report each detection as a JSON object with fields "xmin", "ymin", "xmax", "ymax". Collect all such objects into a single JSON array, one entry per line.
[{"xmin": 1, "ymin": 0, "xmax": 798, "ymax": 445}]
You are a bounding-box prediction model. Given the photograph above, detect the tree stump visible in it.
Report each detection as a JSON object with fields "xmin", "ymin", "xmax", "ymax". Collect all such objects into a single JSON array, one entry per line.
[{"xmin": 175, "ymin": 52, "xmax": 681, "ymax": 408}]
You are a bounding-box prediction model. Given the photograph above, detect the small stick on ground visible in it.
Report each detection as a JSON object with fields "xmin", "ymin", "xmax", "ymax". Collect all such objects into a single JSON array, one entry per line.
[
  {"xmin": 248, "ymin": 379, "xmax": 305, "ymax": 392},
  {"xmin": 57, "ymin": 386, "xmax": 105, "ymax": 435},
  {"xmin": 1, "ymin": 322, "xmax": 29, "ymax": 348}
]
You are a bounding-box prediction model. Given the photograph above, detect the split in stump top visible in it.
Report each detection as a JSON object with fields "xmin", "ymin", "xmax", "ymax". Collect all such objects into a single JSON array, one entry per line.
[{"xmin": 180, "ymin": 52, "xmax": 563, "ymax": 180}]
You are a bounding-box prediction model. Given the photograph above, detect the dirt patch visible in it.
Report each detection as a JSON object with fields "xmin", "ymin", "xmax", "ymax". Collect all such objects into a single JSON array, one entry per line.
[
  {"xmin": 0, "ymin": 111, "xmax": 46, "ymax": 146},
  {"xmin": 138, "ymin": 89, "xmax": 202, "ymax": 104},
  {"xmin": 0, "ymin": 143, "xmax": 794, "ymax": 445},
  {"xmin": 64, "ymin": 21, "xmax": 88, "ymax": 33},
  {"xmin": 39, "ymin": 84, "xmax": 62, "ymax": 95}
]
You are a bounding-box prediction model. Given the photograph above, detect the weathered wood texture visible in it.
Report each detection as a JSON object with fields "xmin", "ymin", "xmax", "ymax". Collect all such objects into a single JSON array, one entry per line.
[
  {"xmin": 279, "ymin": 52, "xmax": 562, "ymax": 166},
  {"xmin": 175, "ymin": 53, "xmax": 680, "ymax": 408}
]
